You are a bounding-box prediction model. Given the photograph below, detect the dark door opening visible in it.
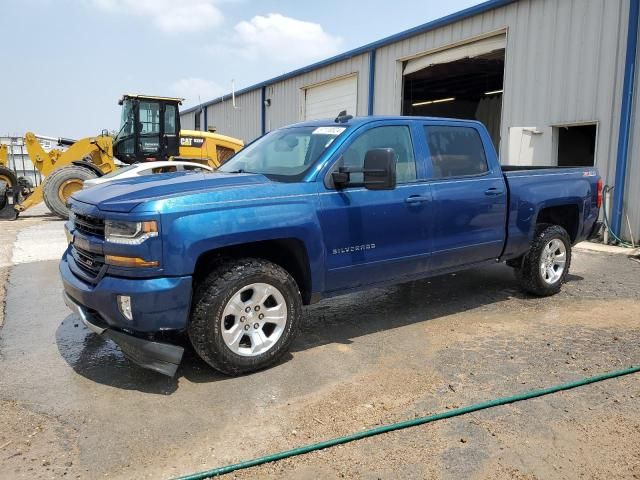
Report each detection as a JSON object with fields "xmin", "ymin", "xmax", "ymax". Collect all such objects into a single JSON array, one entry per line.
[
  {"xmin": 402, "ymin": 48, "xmax": 505, "ymax": 150},
  {"xmin": 556, "ymin": 124, "xmax": 597, "ymax": 167}
]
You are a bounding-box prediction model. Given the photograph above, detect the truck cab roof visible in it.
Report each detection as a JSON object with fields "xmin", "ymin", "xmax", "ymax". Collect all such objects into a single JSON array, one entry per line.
[{"xmin": 284, "ymin": 115, "xmax": 486, "ymax": 130}]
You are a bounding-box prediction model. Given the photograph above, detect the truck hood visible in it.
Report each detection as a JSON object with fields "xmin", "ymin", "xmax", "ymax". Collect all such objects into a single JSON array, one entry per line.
[{"xmin": 72, "ymin": 172, "xmax": 270, "ymax": 213}]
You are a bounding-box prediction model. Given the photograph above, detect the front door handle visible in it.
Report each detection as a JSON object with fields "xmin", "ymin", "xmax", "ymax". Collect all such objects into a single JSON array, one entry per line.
[
  {"xmin": 484, "ymin": 187, "xmax": 504, "ymax": 196},
  {"xmin": 405, "ymin": 195, "xmax": 429, "ymax": 204}
]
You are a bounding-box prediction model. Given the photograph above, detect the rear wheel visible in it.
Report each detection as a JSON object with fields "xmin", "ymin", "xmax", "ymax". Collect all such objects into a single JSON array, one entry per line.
[
  {"xmin": 516, "ymin": 224, "xmax": 571, "ymax": 296},
  {"xmin": 188, "ymin": 258, "xmax": 302, "ymax": 375},
  {"xmin": 42, "ymin": 165, "xmax": 98, "ymax": 219}
]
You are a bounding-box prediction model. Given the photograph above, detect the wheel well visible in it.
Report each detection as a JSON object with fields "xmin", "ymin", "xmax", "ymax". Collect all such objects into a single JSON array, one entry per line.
[
  {"xmin": 71, "ymin": 161, "xmax": 104, "ymax": 177},
  {"xmin": 536, "ymin": 205, "xmax": 579, "ymax": 243},
  {"xmin": 193, "ymin": 239, "xmax": 313, "ymax": 304}
]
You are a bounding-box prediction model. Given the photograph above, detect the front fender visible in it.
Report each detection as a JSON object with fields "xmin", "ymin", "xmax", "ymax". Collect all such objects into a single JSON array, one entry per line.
[{"xmin": 160, "ymin": 194, "xmax": 325, "ymax": 292}]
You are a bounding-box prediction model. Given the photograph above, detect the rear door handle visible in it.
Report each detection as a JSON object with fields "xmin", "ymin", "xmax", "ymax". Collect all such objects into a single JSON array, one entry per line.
[
  {"xmin": 484, "ymin": 187, "xmax": 504, "ymax": 196},
  {"xmin": 405, "ymin": 195, "xmax": 430, "ymax": 204}
]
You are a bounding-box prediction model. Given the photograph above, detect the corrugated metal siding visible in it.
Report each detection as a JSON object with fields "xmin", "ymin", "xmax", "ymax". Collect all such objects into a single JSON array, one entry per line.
[
  {"xmin": 180, "ymin": 54, "xmax": 369, "ymax": 141},
  {"xmin": 204, "ymin": 89, "xmax": 262, "ymax": 143},
  {"xmin": 265, "ymin": 53, "xmax": 370, "ymax": 131},
  {"xmin": 181, "ymin": 112, "xmax": 196, "ymax": 130},
  {"xmin": 623, "ymin": 23, "xmax": 640, "ymax": 243},
  {"xmin": 375, "ymin": 0, "xmax": 627, "ymax": 180}
]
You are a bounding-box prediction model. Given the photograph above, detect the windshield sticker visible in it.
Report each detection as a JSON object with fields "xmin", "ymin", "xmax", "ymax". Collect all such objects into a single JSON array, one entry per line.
[{"xmin": 312, "ymin": 127, "xmax": 346, "ymax": 136}]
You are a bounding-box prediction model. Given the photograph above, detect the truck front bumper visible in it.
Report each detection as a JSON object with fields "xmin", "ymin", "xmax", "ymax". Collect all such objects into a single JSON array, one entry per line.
[
  {"xmin": 60, "ymin": 252, "xmax": 192, "ymax": 376},
  {"xmin": 63, "ymin": 292, "xmax": 184, "ymax": 376}
]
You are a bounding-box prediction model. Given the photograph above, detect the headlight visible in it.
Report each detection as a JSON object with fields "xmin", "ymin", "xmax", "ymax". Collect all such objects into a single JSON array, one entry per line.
[{"xmin": 105, "ymin": 220, "xmax": 158, "ymax": 245}]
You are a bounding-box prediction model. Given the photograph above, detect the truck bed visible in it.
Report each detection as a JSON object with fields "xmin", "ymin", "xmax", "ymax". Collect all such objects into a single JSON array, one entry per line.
[
  {"xmin": 500, "ymin": 164, "xmax": 600, "ymax": 259},
  {"xmin": 501, "ymin": 165, "xmax": 594, "ymax": 172}
]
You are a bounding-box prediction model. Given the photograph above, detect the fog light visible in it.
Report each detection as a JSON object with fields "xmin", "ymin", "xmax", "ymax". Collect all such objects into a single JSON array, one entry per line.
[{"xmin": 117, "ymin": 295, "xmax": 133, "ymax": 321}]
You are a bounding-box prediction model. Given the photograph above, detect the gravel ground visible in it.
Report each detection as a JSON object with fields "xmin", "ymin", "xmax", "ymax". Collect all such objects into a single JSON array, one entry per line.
[{"xmin": 0, "ymin": 209, "xmax": 639, "ymax": 479}]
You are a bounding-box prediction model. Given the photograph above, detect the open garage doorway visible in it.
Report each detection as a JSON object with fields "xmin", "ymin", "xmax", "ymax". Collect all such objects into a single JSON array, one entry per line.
[
  {"xmin": 402, "ymin": 34, "xmax": 506, "ymax": 150},
  {"xmin": 555, "ymin": 123, "xmax": 597, "ymax": 167}
]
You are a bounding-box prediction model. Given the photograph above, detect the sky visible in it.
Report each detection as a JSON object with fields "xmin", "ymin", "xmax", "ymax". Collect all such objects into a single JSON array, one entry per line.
[{"xmin": 0, "ymin": 0, "xmax": 483, "ymax": 138}]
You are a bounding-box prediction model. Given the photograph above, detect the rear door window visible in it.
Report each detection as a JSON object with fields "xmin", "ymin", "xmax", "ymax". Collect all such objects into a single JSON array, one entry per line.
[{"xmin": 424, "ymin": 126, "xmax": 488, "ymax": 179}]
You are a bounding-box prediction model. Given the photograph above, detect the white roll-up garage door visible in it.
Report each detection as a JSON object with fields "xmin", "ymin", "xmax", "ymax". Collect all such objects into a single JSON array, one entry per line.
[
  {"xmin": 403, "ymin": 34, "xmax": 506, "ymax": 76},
  {"xmin": 304, "ymin": 75, "xmax": 357, "ymax": 120}
]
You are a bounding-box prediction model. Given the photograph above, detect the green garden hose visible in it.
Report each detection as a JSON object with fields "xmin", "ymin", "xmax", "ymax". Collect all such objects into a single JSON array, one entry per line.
[{"xmin": 175, "ymin": 365, "xmax": 640, "ymax": 479}]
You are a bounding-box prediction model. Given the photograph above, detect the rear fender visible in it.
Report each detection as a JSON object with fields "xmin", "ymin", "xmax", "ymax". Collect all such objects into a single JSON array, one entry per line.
[{"xmin": 532, "ymin": 199, "xmax": 583, "ymax": 243}]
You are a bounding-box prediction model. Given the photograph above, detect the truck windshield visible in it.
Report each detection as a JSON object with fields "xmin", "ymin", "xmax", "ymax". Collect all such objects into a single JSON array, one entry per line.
[
  {"xmin": 218, "ymin": 126, "xmax": 348, "ymax": 182},
  {"xmin": 115, "ymin": 100, "xmax": 135, "ymax": 140}
]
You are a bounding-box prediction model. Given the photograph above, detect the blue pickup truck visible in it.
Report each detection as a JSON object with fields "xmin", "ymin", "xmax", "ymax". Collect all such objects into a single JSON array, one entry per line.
[{"xmin": 60, "ymin": 115, "xmax": 602, "ymax": 376}]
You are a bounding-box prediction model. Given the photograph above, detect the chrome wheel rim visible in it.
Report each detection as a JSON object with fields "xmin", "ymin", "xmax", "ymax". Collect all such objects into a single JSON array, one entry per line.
[
  {"xmin": 539, "ymin": 238, "xmax": 567, "ymax": 284},
  {"xmin": 221, "ymin": 282, "xmax": 287, "ymax": 357}
]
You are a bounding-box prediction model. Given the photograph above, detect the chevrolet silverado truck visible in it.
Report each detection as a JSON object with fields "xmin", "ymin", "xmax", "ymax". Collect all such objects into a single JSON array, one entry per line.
[{"xmin": 60, "ymin": 115, "xmax": 603, "ymax": 376}]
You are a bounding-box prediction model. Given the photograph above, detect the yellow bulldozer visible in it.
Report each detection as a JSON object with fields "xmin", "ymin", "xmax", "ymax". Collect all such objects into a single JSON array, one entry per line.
[{"xmin": 0, "ymin": 94, "xmax": 243, "ymax": 220}]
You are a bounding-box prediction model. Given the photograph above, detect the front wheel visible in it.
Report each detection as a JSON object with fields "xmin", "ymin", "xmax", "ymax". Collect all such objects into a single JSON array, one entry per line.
[
  {"xmin": 188, "ymin": 258, "xmax": 302, "ymax": 375},
  {"xmin": 42, "ymin": 165, "xmax": 98, "ymax": 219},
  {"xmin": 516, "ymin": 224, "xmax": 572, "ymax": 296}
]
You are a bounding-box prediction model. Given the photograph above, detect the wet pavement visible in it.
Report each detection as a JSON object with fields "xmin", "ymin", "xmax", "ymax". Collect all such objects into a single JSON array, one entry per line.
[{"xmin": 1, "ymin": 210, "xmax": 639, "ymax": 479}]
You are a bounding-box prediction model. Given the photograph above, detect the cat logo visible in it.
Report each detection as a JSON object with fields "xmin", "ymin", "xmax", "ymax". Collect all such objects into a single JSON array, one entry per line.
[{"xmin": 180, "ymin": 137, "xmax": 205, "ymax": 148}]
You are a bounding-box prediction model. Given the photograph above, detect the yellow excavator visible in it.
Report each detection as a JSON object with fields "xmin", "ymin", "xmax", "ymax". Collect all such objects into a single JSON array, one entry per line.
[{"xmin": 0, "ymin": 94, "xmax": 244, "ymax": 220}]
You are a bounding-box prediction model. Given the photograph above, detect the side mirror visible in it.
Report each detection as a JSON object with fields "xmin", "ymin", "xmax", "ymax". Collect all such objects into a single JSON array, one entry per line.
[
  {"xmin": 362, "ymin": 148, "xmax": 396, "ymax": 190},
  {"xmin": 331, "ymin": 148, "xmax": 397, "ymax": 190}
]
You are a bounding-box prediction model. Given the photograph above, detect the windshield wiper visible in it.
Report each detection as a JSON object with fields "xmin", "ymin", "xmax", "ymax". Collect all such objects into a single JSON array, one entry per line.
[
  {"xmin": 223, "ymin": 169, "xmax": 255, "ymax": 174},
  {"xmin": 114, "ymin": 120, "xmax": 130, "ymax": 140}
]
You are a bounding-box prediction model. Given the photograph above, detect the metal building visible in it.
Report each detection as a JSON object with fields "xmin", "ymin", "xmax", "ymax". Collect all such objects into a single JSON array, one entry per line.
[{"xmin": 181, "ymin": 0, "xmax": 640, "ymax": 242}]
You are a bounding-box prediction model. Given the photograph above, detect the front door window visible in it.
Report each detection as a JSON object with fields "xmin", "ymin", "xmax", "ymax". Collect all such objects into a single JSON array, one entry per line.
[{"xmin": 139, "ymin": 101, "xmax": 161, "ymax": 155}]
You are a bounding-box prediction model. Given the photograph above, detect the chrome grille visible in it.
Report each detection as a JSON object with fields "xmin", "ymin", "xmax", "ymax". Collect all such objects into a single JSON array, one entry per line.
[
  {"xmin": 71, "ymin": 246, "xmax": 105, "ymax": 279},
  {"xmin": 73, "ymin": 212, "xmax": 105, "ymax": 238}
]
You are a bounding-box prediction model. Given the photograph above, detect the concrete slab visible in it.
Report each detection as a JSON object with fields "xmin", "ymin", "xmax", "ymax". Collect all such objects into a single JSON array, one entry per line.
[
  {"xmin": 10, "ymin": 223, "xmax": 67, "ymax": 265},
  {"xmin": 575, "ymin": 241, "xmax": 639, "ymax": 256}
]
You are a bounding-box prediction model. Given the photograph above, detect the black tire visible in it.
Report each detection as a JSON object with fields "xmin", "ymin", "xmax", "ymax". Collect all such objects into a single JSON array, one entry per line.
[
  {"xmin": 0, "ymin": 182, "xmax": 7, "ymax": 210},
  {"xmin": 188, "ymin": 258, "xmax": 302, "ymax": 375},
  {"xmin": 516, "ymin": 224, "xmax": 572, "ymax": 296},
  {"xmin": 42, "ymin": 166, "xmax": 97, "ymax": 219},
  {"xmin": 0, "ymin": 166, "xmax": 18, "ymax": 188}
]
